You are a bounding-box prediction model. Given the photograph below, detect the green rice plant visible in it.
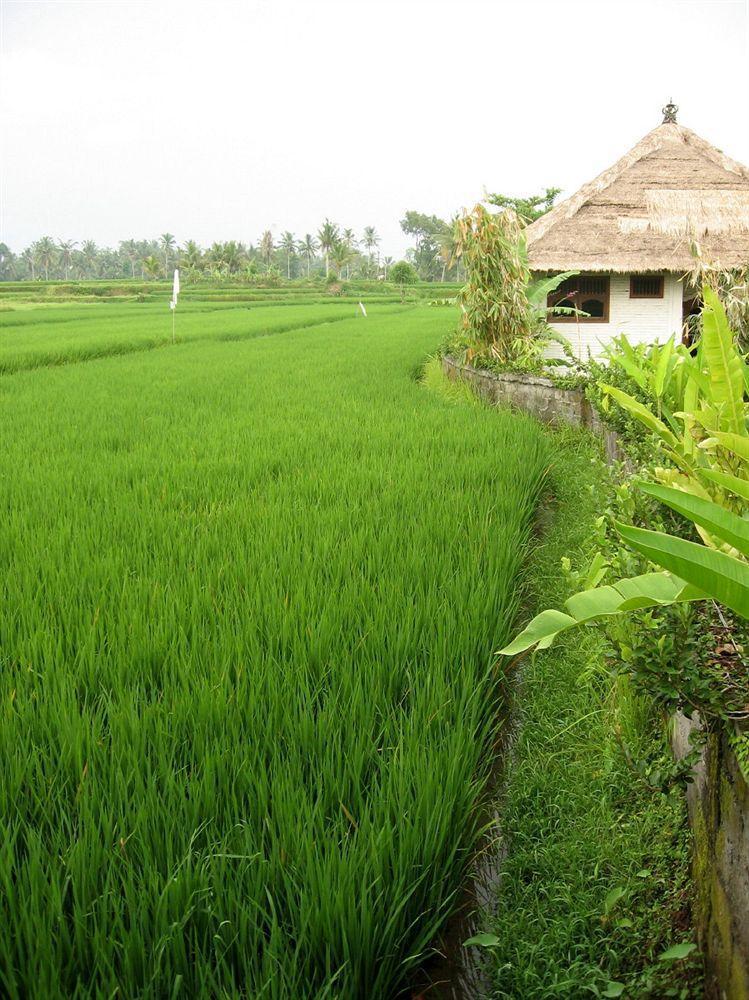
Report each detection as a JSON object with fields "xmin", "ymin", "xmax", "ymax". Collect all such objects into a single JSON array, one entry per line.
[{"xmin": 0, "ymin": 301, "xmax": 548, "ymax": 997}]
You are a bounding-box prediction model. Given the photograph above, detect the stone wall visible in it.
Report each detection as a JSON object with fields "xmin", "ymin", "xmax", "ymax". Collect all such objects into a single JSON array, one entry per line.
[
  {"xmin": 441, "ymin": 355, "xmax": 624, "ymax": 465},
  {"xmin": 442, "ymin": 353, "xmax": 749, "ymax": 997},
  {"xmin": 672, "ymin": 717, "xmax": 749, "ymax": 1000}
]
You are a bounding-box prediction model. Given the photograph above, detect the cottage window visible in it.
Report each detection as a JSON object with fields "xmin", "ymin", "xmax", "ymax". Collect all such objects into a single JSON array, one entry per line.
[
  {"xmin": 630, "ymin": 275, "xmax": 664, "ymax": 298},
  {"xmin": 548, "ymin": 275, "xmax": 610, "ymax": 322}
]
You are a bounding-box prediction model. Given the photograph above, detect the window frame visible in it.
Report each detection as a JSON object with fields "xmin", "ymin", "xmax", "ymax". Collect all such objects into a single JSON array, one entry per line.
[
  {"xmin": 629, "ymin": 274, "xmax": 665, "ymax": 299},
  {"xmin": 547, "ymin": 275, "xmax": 610, "ymax": 324}
]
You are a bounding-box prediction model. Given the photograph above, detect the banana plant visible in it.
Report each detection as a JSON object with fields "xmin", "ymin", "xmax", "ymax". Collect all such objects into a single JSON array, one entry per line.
[{"xmin": 500, "ymin": 287, "xmax": 749, "ymax": 658}]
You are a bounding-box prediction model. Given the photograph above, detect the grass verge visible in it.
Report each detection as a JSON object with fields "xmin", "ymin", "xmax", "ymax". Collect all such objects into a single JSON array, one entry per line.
[{"xmin": 483, "ymin": 426, "xmax": 703, "ymax": 999}]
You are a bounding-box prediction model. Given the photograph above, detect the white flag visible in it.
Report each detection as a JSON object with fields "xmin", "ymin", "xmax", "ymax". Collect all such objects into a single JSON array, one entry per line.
[
  {"xmin": 172, "ymin": 268, "xmax": 180, "ymax": 305},
  {"xmin": 358, "ymin": 301, "xmax": 367, "ymax": 317}
]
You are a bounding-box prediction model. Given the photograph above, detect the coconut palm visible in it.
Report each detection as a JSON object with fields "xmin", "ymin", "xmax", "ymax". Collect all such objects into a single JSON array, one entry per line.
[
  {"xmin": 180, "ymin": 240, "xmax": 202, "ymax": 272},
  {"xmin": 259, "ymin": 230, "xmax": 275, "ymax": 269},
  {"xmin": 223, "ymin": 240, "xmax": 243, "ymax": 274},
  {"xmin": 34, "ymin": 237, "xmax": 57, "ymax": 281},
  {"xmin": 382, "ymin": 255, "xmax": 394, "ymax": 280},
  {"xmin": 362, "ymin": 226, "xmax": 380, "ymax": 276},
  {"xmin": 80, "ymin": 240, "xmax": 99, "ymax": 278},
  {"xmin": 143, "ymin": 255, "xmax": 161, "ymax": 279},
  {"xmin": 57, "ymin": 240, "xmax": 77, "ymax": 280},
  {"xmin": 160, "ymin": 233, "xmax": 176, "ymax": 275},
  {"xmin": 21, "ymin": 247, "xmax": 36, "ymax": 280},
  {"xmin": 120, "ymin": 240, "xmax": 140, "ymax": 278},
  {"xmin": 331, "ymin": 241, "xmax": 350, "ymax": 279},
  {"xmin": 279, "ymin": 231, "xmax": 297, "ymax": 279},
  {"xmin": 317, "ymin": 219, "xmax": 339, "ymax": 278},
  {"xmin": 299, "ymin": 234, "xmax": 318, "ymax": 278}
]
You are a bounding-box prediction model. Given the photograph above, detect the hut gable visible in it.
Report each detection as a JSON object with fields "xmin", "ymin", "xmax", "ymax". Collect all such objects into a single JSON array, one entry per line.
[{"xmin": 526, "ymin": 122, "xmax": 749, "ymax": 273}]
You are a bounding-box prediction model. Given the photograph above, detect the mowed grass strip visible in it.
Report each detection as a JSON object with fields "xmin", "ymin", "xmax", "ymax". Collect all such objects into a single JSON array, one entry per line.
[
  {"xmin": 0, "ymin": 299, "xmax": 409, "ymax": 373},
  {"xmin": 0, "ymin": 305, "xmax": 548, "ymax": 998}
]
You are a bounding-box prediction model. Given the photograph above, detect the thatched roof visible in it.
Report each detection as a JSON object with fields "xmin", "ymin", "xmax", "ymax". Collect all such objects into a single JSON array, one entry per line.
[{"xmin": 526, "ymin": 122, "xmax": 749, "ymax": 273}]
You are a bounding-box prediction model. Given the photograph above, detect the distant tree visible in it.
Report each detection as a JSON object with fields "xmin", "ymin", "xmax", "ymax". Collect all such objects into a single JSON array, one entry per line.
[
  {"xmin": 80, "ymin": 240, "xmax": 99, "ymax": 278},
  {"xmin": 120, "ymin": 240, "xmax": 140, "ymax": 278},
  {"xmin": 389, "ymin": 260, "xmax": 418, "ymax": 301},
  {"xmin": 143, "ymin": 255, "xmax": 161, "ymax": 279},
  {"xmin": 331, "ymin": 241, "xmax": 350, "ymax": 279},
  {"xmin": 486, "ymin": 187, "xmax": 561, "ymax": 223},
  {"xmin": 279, "ymin": 231, "xmax": 297, "ymax": 279},
  {"xmin": 300, "ymin": 234, "xmax": 318, "ymax": 278},
  {"xmin": 0, "ymin": 242, "xmax": 13, "ymax": 280},
  {"xmin": 382, "ymin": 255, "xmax": 394, "ymax": 280},
  {"xmin": 362, "ymin": 226, "xmax": 379, "ymax": 276},
  {"xmin": 223, "ymin": 240, "xmax": 243, "ymax": 274},
  {"xmin": 260, "ymin": 230, "xmax": 275, "ymax": 268},
  {"xmin": 317, "ymin": 219, "xmax": 339, "ymax": 278},
  {"xmin": 58, "ymin": 240, "xmax": 76, "ymax": 280},
  {"xmin": 180, "ymin": 240, "xmax": 203, "ymax": 272},
  {"xmin": 21, "ymin": 247, "xmax": 36, "ymax": 280},
  {"xmin": 34, "ymin": 237, "xmax": 57, "ymax": 281},
  {"xmin": 160, "ymin": 233, "xmax": 176, "ymax": 275},
  {"xmin": 399, "ymin": 211, "xmax": 448, "ymax": 280}
]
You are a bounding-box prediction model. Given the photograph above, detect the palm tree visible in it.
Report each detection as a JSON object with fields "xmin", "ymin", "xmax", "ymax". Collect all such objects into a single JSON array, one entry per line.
[
  {"xmin": 342, "ymin": 229, "xmax": 357, "ymax": 279},
  {"xmin": 143, "ymin": 255, "xmax": 161, "ymax": 280},
  {"xmin": 363, "ymin": 226, "xmax": 380, "ymax": 277},
  {"xmin": 317, "ymin": 219, "xmax": 339, "ymax": 278},
  {"xmin": 437, "ymin": 216, "xmax": 460, "ymax": 282},
  {"xmin": 160, "ymin": 233, "xmax": 176, "ymax": 275},
  {"xmin": 299, "ymin": 234, "xmax": 318, "ymax": 278},
  {"xmin": 223, "ymin": 240, "xmax": 243, "ymax": 274},
  {"xmin": 58, "ymin": 240, "xmax": 77, "ymax": 280},
  {"xmin": 34, "ymin": 237, "xmax": 57, "ymax": 281},
  {"xmin": 259, "ymin": 230, "xmax": 274, "ymax": 269},
  {"xmin": 81, "ymin": 240, "xmax": 99, "ymax": 278},
  {"xmin": 331, "ymin": 241, "xmax": 350, "ymax": 279},
  {"xmin": 21, "ymin": 247, "xmax": 35, "ymax": 280},
  {"xmin": 279, "ymin": 231, "xmax": 297, "ymax": 279},
  {"xmin": 382, "ymin": 255, "xmax": 394, "ymax": 280},
  {"xmin": 120, "ymin": 240, "xmax": 140, "ymax": 278}
]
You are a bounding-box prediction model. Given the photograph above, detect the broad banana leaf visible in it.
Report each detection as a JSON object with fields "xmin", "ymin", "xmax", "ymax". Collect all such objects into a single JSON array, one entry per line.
[
  {"xmin": 701, "ymin": 286, "xmax": 746, "ymax": 436},
  {"xmin": 637, "ymin": 482, "xmax": 749, "ymax": 557},
  {"xmin": 700, "ymin": 468, "xmax": 749, "ymax": 503},
  {"xmin": 601, "ymin": 385, "xmax": 679, "ymax": 448},
  {"xmin": 498, "ymin": 572, "xmax": 705, "ymax": 656},
  {"xmin": 618, "ymin": 522, "xmax": 749, "ymax": 619}
]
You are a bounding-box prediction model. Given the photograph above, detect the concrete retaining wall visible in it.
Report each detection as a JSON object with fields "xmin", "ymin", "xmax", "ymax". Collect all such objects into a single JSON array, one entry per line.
[
  {"xmin": 442, "ymin": 353, "xmax": 749, "ymax": 997},
  {"xmin": 673, "ymin": 717, "xmax": 749, "ymax": 999},
  {"xmin": 441, "ymin": 355, "xmax": 624, "ymax": 465}
]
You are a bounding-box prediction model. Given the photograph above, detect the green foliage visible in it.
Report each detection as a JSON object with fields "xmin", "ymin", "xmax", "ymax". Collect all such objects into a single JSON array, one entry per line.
[
  {"xmin": 454, "ymin": 204, "xmax": 536, "ymax": 364},
  {"xmin": 501, "ymin": 290, "xmax": 749, "ymax": 685},
  {"xmin": 389, "ymin": 260, "xmax": 418, "ymax": 301},
  {"xmin": 486, "ymin": 185, "xmax": 562, "ymax": 223},
  {"xmin": 0, "ymin": 297, "xmax": 550, "ymax": 996}
]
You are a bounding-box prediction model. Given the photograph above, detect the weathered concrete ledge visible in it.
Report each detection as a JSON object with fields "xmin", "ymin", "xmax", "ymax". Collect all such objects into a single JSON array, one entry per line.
[
  {"xmin": 441, "ymin": 355, "xmax": 625, "ymax": 464},
  {"xmin": 672, "ymin": 716, "xmax": 749, "ymax": 999},
  {"xmin": 442, "ymin": 353, "xmax": 749, "ymax": 996}
]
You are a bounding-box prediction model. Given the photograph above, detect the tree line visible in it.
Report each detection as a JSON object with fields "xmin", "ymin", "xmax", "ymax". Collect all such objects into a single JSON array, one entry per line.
[{"xmin": 0, "ymin": 190, "xmax": 559, "ymax": 284}]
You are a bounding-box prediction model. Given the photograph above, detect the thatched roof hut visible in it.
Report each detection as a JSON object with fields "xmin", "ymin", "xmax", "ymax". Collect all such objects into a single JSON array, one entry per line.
[{"xmin": 527, "ymin": 112, "xmax": 749, "ymax": 274}]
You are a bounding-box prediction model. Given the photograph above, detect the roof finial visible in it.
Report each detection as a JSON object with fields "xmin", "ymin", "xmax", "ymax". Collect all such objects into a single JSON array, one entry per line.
[{"xmin": 662, "ymin": 98, "xmax": 678, "ymax": 124}]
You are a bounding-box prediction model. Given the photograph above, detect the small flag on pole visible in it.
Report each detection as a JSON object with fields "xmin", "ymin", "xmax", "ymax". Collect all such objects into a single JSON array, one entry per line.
[
  {"xmin": 170, "ymin": 269, "xmax": 180, "ymax": 342},
  {"xmin": 358, "ymin": 301, "xmax": 367, "ymax": 317}
]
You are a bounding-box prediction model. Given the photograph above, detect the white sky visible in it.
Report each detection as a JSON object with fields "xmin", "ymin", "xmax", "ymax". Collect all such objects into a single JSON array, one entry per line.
[{"xmin": 1, "ymin": 0, "xmax": 748, "ymax": 257}]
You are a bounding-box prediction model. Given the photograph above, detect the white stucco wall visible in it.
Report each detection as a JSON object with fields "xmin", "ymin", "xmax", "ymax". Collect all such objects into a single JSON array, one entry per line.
[{"xmin": 543, "ymin": 273, "xmax": 683, "ymax": 360}]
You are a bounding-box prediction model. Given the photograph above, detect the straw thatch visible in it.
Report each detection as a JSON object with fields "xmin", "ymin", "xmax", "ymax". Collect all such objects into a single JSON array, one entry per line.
[{"xmin": 526, "ymin": 122, "xmax": 749, "ymax": 273}]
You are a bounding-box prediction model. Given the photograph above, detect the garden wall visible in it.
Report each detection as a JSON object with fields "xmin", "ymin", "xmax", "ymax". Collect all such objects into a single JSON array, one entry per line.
[
  {"xmin": 442, "ymin": 354, "xmax": 749, "ymax": 998},
  {"xmin": 441, "ymin": 356, "xmax": 624, "ymax": 465}
]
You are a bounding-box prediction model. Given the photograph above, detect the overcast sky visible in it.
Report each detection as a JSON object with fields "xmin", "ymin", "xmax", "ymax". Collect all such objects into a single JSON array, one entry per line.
[{"xmin": 1, "ymin": 0, "xmax": 748, "ymax": 257}]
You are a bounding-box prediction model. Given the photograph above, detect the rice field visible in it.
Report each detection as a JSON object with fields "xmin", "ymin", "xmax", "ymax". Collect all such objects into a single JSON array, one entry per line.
[{"xmin": 0, "ymin": 294, "xmax": 548, "ymax": 997}]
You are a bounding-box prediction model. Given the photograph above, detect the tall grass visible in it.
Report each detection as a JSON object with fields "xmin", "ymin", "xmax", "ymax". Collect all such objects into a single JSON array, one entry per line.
[{"xmin": 0, "ymin": 303, "xmax": 548, "ymax": 997}]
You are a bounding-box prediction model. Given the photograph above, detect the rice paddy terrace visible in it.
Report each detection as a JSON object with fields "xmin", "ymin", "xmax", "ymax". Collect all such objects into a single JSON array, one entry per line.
[{"xmin": 0, "ymin": 288, "xmax": 548, "ymax": 997}]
